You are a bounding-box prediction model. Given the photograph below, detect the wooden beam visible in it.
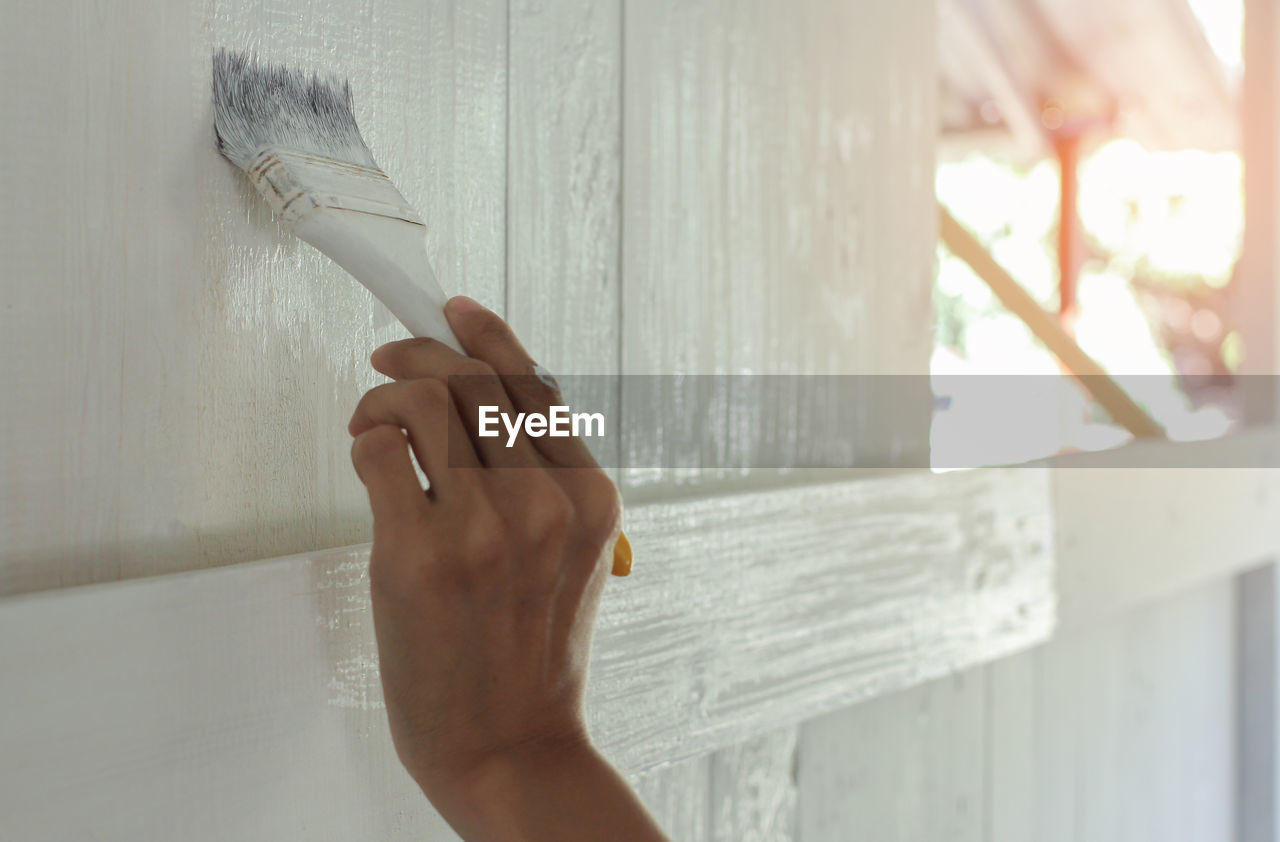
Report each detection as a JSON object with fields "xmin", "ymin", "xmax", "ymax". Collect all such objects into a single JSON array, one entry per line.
[
  {"xmin": 1238, "ymin": 0, "xmax": 1280, "ymax": 425},
  {"xmin": 938, "ymin": 0, "xmax": 1045, "ymax": 158},
  {"xmin": 0, "ymin": 467, "xmax": 1053, "ymax": 840},
  {"xmin": 1050, "ymin": 427, "xmax": 1280, "ymax": 629},
  {"xmin": 939, "ymin": 204, "xmax": 1165, "ymax": 439},
  {"xmin": 1055, "ymin": 133, "xmax": 1082, "ymax": 326},
  {"xmin": 1235, "ymin": 0, "xmax": 1280, "ymax": 837}
]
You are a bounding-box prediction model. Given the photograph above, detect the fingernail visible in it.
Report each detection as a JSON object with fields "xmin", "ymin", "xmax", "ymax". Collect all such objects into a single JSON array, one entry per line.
[
  {"xmin": 446, "ymin": 295, "xmax": 483, "ymax": 315},
  {"xmin": 532, "ymin": 363, "xmax": 559, "ymax": 390},
  {"xmin": 611, "ymin": 531, "xmax": 633, "ymax": 577}
]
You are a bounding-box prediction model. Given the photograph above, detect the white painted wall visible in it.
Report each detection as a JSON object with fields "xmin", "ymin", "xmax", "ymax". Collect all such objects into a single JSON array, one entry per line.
[
  {"xmin": 1, "ymin": 0, "xmax": 508, "ymax": 596},
  {"xmin": 0, "ymin": 0, "xmax": 940, "ymax": 837},
  {"xmin": 797, "ymin": 579, "xmax": 1236, "ymax": 842},
  {"xmin": 0, "ymin": 0, "xmax": 1242, "ymax": 840},
  {"xmin": 987, "ymin": 578, "xmax": 1236, "ymax": 842}
]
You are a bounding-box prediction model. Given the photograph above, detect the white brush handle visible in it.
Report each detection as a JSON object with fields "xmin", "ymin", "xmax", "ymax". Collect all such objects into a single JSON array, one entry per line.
[{"xmin": 294, "ymin": 208, "xmax": 464, "ymax": 353}]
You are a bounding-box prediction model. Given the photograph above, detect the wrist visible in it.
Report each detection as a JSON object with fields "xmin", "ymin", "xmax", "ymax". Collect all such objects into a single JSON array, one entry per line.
[
  {"xmin": 417, "ymin": 730, "xmax": 669, "ymax": 842},
  {"xmin": 419, "ymin": 732, "xmax": 598, "ymax": 838}
]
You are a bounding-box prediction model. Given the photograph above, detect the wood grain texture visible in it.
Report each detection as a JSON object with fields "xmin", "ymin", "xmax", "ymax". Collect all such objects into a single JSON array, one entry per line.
[
  {"xmin": 590, "ymin": 467, "xmax": 1052, "ymax": 773},
  {"xmin": 796, "ymin": 671, "xmax": 986, "ymax": 842},
  {"xmin": 629, "ymin": 756, "xmax": 712, "ymax": 842},
  {"xmin": 988, "ymin": 579, "xmax": 1237, "ymax": 842},
  {"xmin": 790, "ymin": 578, "xmax": 1237, "ymax": 842},
  {"xmin": 505, "ymin": 0, "xmax": 622, "ymax": 469},
  {"xmin": 631, "ymin": 728, "xmax": 801, "ymax": 842},
  {"xmin": 505, "ymin": 0, "xmax": 620, "ymax": 374},
  {"xmin": 619, "ymin": 0, "xmax": 936, "ymax": 490},
  {"xmin": 0, "ymin": 552, "xmax": 465, "ymax": 841},
  {"xmin": 0, "ymin": 0, "xmax": 507, "ymax": 597},
  {"xmin": 710, "ymin": 727, "xmax": 799, "ymax": 842},
  {"xmin": 0, "ymin": 467, "xmax": 1053, "ymax": 838},
  {"xmin": 505, "ymin": 12, "xmax": 724, "ymax": 828}
]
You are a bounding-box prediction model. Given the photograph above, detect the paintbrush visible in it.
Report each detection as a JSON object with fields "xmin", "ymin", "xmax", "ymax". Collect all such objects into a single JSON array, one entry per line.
[
  {"xmin": 210, "ymin": 48, "xmax": 632, "ymax": 576},
  {"xmin": 211, "ymin": 48, "xmax": 461, "ymax": 350}
]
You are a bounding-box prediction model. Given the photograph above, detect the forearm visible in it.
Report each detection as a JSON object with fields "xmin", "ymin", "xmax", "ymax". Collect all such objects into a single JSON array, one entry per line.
[{"xmin": 427, "ymin": 739, "xmax": 671, "ymax": 842}]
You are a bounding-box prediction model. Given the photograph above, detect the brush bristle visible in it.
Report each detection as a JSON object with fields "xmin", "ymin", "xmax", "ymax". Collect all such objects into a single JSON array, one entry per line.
[{"xmin": 212, "ymin": 48, "xmax": 378, "ymax": 171}]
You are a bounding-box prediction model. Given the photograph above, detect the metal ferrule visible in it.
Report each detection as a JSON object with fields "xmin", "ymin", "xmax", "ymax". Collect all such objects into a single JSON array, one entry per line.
[{"xmin": 245, "ymin": 147, "xmax": 425, "ymax": 227}]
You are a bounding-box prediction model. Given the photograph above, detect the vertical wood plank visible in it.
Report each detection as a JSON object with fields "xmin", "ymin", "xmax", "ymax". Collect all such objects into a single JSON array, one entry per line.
[
  {"xmin": 710, "ymin": 727, "xmax": 799, "ymax": 842},
  {"xmin": 1237, "ymin": 0, "xmax": 1280, "ymax": 425},
  {"xmin": 505, "ymin": 0, "xmax": 620, "ymax": 371},
  {"xmin": 0, "ymin": 0, "xmax": 508, "ymax": 596},
  {"xmin": 505, "ymin": 0, "xmax": 622, "ymax": 468},
  {"xmin": 984, "ymin": 655, "xmax": 1037, "ymax": 842},
  {"xmin": 1234, "ymin": 1, "xmax": 1280, "ymax": 831},
  {"xmin": 629, "ymin": 757, "xmax": 712, "ymax": 841},
  {"xmin": 1052, "ymin": 457, "xmax": 1280, "ymax": 632},
  {"xmin": 989, "ymin": 580, "xmax": 1236, "ymax": 842},
  {"xmin": 619, "ymin": 0, "xmax": 936, "ymax": 491},
  {"xmin": 796, "ymin": 671, "xmax": 986, "ymax": 842},
  {"xmin": 1237, "ymin": 564, "xmax": 1279, "ymax": 842}
]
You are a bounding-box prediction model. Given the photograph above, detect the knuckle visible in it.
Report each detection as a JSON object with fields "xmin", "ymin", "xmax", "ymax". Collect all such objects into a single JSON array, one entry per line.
[
  {"xmin": 351, "ymin": 383, "xmax": 380, "ymax": 419},
  {"xmin": 454, "ymin": 358, "xmax": 497, "ymax": 380},
  {"xmin": 575, "ymin": 471, "xmax": 623, "ymax": 535},
  {"xmin": 351, "ymin": 424, "xmax": 406, "ymax": 465},
  {"xmin": 407, "ymin": 378, "xmax": 449, "ymax": 414},
  {"xmin": 522, "ymin": 483, "xmax": 575, "ymax": 542},
  {"xmin": 463, "ymin": 533, "xmax": 508, "ymax": 577},
  {"xmin": 460, "ymin": 506, "xmax": 510, "ymax": 568},
  {"xmin": 353, "ymin": 381, "xmax": 398, "ymax": 421}
]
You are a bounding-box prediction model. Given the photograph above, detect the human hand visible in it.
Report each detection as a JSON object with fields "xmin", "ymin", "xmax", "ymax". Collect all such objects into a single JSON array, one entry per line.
[{"xmin": 347, "ymin": 296, "xmax": 625, "ymax": 814}]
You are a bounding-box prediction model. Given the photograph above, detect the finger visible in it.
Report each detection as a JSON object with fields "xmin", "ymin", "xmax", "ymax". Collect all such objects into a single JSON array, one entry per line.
[
  {"xmin": 378, "ymin": 297, "xmax": 598, "ymax": 468},
  {"xmin": 444, "ymin": 297, "xmax": 600, "ymax": 468},
  {"xmin": 349, "ymin": 379, "xmax": 481, "ymax": 494},
  {"xmin": 351, "ymin": 425, "xmax": 431, "ymax": 531},
  {"xmin": 369, "ymin": 336, "xmax": 542, "ymax": 468}
]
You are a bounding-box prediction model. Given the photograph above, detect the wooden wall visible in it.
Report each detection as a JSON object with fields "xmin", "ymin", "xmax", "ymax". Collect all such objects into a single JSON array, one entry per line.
[
  {"xmin": 1, "ymin": 0, "xmax": 933, "ymax": 585},
  {"xmin": 626, "ymin": 577, "xmax": 1238, "ymax": 841},
  {"xmin": 796, "ymin": 578, "xmax": 1236, "ymax": 842},
  {"xmin": 1, "ymin": 0, "xmax": 940, "ymax": 837},
  {"xmin": 2, "ymin": 0, "xmax": 510, "ymax": 595},
  {"xmin": 0, "ymin": 0, "xmax": 1244, "ymax": 840}
]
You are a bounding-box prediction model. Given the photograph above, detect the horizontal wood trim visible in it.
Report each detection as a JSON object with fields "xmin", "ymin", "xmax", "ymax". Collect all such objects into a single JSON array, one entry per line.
[
  {"xmin": 1051, "ymin": 427, "xmax": 1280, "ymax": 629},
  {"xmin": 595, "ymin": 468, "xmax": 1054, "ymax": 769},
  {"xmin": 0, "ymin": 468, "xmax": 1053, "ymax": 837}
]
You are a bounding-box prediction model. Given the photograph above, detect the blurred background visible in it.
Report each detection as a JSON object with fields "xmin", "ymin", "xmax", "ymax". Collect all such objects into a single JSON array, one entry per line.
[{"xmin": 931, "ymin": 0, "xmax": 1248, "ymax": 465}]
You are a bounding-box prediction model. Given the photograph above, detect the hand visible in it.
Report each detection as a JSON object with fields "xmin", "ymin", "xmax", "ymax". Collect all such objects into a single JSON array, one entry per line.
[{"xmin": 348, "ymin": 297, "xmax": 664, "ymax": 840}]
